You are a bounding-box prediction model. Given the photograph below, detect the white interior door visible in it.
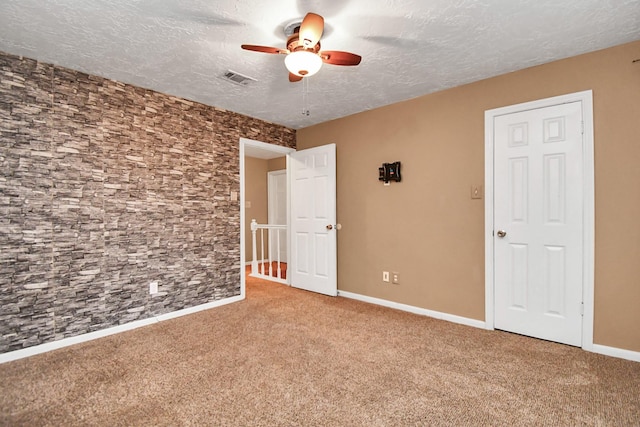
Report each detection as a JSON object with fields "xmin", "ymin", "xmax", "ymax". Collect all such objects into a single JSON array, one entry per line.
[
  {"xmin": 493, "ymin": 101, "xmax": 584, "ymax": 347},
  {"xmin": 268, "ymin": 170, "xmax": 287, "ymax": 262},
  {"xmin": 289, "ymin": 143, "xmax": 337, "ymax": 296}
]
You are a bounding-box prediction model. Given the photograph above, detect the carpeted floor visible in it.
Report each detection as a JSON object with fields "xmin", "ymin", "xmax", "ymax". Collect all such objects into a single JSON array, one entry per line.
[{"xmin": 1, "ymin": 274, "xmax": 639, "ymax": 426}]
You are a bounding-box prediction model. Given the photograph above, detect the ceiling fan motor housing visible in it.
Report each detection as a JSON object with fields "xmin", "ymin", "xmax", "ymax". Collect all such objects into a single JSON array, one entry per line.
[{"xmin": 286, "ymin": 34, "xmax": 321, "ymax": 53}]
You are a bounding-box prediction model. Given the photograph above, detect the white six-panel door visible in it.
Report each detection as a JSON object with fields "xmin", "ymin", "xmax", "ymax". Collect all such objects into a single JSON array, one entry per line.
[
  {"xmin": 493, "ymin": 101, "xmax": 584, "ymax": 346},
  {"xmin": 289, "ymin": 144, "xmax": 337, "ymax": 296}
]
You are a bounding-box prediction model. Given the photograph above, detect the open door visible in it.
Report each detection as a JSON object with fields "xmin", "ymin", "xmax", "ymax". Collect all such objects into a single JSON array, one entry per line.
[{"xmin": 288, "ymin": 144, "xmax": 337, "ymax": 296}]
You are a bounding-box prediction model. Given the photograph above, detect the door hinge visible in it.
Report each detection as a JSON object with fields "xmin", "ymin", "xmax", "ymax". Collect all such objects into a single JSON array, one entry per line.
[{"xmin": 580, "ymin": 302, "xmax": 584, "ymax": 316}]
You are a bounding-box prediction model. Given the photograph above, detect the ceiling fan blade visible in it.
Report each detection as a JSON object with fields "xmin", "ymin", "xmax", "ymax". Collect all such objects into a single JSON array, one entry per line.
[
  {"xmin": 298, "ymin": 13, "xmax": 324, "ymax": 48},
  {"xmin": 241, "ymin": 45, "xmax": 289, "ymax": 55},
  {"xmin": 289, "ymin": 72, "xmax": 303, "ymax": 82},
  {"xmin": 320, "ymin": 51, "xmax": 362, "ymax": 66}
]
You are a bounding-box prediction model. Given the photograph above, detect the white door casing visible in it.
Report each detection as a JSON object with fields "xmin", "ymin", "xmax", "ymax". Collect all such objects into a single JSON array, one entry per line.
[
  {"xmin": 268, "ymin": 170, "xmax": 287, "ymax": 262},
  {"xmin": 289, "ymin": 143, "xmax": 337, "ymax": 296},
  {"xmin": 485, "ymin": 91, "xmax": 595, "ymax": 350}
]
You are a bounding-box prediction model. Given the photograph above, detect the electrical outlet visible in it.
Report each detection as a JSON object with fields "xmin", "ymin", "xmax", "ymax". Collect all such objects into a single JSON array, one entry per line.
[
  {"xmin": 392, "ymin": 272, "xmax": 400, "ymax": 284},
  {"xmin": 382, "ymin": 271, "xmax": 390, "ymax": 282},
  {"xmin": 149, "ymin": 281, "xmax": 158, "ymax": 294}
]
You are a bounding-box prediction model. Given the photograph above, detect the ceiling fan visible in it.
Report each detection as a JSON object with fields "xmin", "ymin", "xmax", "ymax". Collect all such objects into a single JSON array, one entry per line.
[{"xmin": 241, "ymin": 12, "xmax": 362, "ymax": 82}]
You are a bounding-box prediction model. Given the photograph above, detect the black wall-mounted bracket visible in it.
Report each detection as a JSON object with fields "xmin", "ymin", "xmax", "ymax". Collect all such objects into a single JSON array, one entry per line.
[{"xmin": 379, "ymin": 161, "xmax": 401, "ymax": 184}]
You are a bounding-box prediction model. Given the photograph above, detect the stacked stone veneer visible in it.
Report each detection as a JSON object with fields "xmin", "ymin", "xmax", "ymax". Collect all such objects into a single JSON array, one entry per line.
[{"xmin": 0, "ymin": 52, "xmax": 295, "ymax": 353}]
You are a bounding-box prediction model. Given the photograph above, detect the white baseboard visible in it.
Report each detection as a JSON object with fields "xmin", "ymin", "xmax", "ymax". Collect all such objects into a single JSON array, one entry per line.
[
  {"xmin": 248, "ymin": 273, "xmax": 288, "ymax": 285},
  {"xmin": 155, "ymin": 295, "xmax": 243, "ymax": 321},
  {"xmin": 338, "ymin": 291, "xmax": 640, "ymax": 363},
  {"xmin": 337, "ymin": 290, "xmax": 486, "ymax": 329},
  {"xmin": 0, "ymin": 294, "xmax": 244, "ymax": 364},
  {"xmin": 591, "ymin": 344, "xmax": 640, "ymax": 363}
]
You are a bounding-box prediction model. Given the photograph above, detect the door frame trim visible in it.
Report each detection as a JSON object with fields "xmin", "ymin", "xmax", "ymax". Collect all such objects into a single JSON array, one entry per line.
[{"xmin": 484, "ymin": 90, "xmax": 595, "ymax": 351}]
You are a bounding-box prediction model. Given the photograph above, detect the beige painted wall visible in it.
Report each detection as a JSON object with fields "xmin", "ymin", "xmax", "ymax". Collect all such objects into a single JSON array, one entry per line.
[
  {"xmin": 268, "ymin": 156, "xmax": 286, "ymax": 171},
  {"xmin": 244, "ymin": 157, "xmax": 269, "ymax": 261},
  {"xmin": 297, "ymin": 40, "xmax": 640, "ymax": 352}
]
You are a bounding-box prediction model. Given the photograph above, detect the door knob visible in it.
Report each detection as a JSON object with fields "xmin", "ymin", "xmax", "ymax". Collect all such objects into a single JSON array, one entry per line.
[
  {"xmin": 497, "ymin": 230, "xmax": 507, "ymax": 238},
  {"xmin": 326, "ymin": 224, "xmax": 333, "ymax": 230}
]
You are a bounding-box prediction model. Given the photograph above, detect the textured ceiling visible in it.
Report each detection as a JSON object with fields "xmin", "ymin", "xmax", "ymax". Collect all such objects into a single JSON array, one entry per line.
[{"xmin": 0, "ymin": 0, "xmax": 639, "ymax": 129}]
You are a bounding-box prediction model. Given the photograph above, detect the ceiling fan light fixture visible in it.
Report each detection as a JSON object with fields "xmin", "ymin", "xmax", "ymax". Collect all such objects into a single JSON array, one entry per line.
[
  {"xmin": 285, "ymin": 50, "xmax": 323, "ymax": 77},
  {"xmin": 241, "ymin": 12, "xmax": 360, "ymax": 82}
]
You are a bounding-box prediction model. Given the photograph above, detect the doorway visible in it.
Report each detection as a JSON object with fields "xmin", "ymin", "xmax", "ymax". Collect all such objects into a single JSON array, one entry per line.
[
  {"xmin": 240, "ymin": 139, "xmax": 339, "ymax": 299},
  {"xmin": 484, "ymin": 91, "xmax": 595, "ymax": 350},
  {"xmin": 240, "ymin": 138, "xmax": 295, "ymax": 298}
]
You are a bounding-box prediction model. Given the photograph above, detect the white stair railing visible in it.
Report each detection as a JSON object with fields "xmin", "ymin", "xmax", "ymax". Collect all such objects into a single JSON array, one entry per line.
[{"xmin": 250, "ymin": 219, "xmax": 287, "ymax": 284}]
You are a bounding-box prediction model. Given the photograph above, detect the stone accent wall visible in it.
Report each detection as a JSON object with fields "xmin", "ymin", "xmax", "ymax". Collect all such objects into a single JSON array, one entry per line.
[{"xmin": 0, "ymin": 52, "xmax": 296, "ymax": 353}]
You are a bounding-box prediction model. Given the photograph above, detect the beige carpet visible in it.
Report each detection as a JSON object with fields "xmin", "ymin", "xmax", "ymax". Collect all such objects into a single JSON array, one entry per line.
[{"xmin": 1, "ymin": 275, "xmax": 639, "ymax": 426}]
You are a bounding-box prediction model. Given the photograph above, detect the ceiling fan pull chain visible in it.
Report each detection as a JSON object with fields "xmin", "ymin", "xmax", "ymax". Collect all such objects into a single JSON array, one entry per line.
[{"xmin": 302, "ymin": 77, "xmax": 310, "ymax": 116}]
